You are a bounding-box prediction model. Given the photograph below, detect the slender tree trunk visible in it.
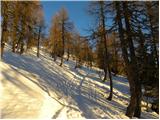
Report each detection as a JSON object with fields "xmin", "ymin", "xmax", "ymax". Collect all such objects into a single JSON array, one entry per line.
[
  {"xmin": 107, "ymin": 65, "xmax": 113, "ymax": 101},
  {"xmin": 115, "ymin": 2, "xmax": 130, "ymax": 65},
  {"xmin": 114, "ymin": 38, "xmax": 118, "ymax": 75},
  {"xmin": 1, "ymin": 41, "xmax": 5, "ymax": 59},
  {"xmin": 20, "ymin": 41, "xmax": 24, "ymax": 55},
  {"xmin": 67, "ymin": 48, "xmax": 70, "ymax": 61},
  {"xmin": 16, "ymin": 31, "xmax": 23, "ymax": 54},
  {"xmin": 37, "ymin": 27, "xmax": 41, "ymax": 58},
  {"xmin": 1, "ymin": 20, "xmax": 7, "ymax": 58},
  {"xmin": 1, "ymin": 29, "xmax": 5, "ymax": 58},
  {"xmin": 60, "ymin": 57, "xmax": 63, "ymax": 66},
  {"xmin": 103, "ymin": 68, "xmax": 107, "ymax": 82},
  {"xmin": 100, "ymin": 1, "xmax": 113, "ymax": 100},
  {"xmin": 12, "ymin": 41, "xmax": 16, "ymax": 53},
  {"xmin": 37, "ymin": 40, "xmax": 40, "ymax": 58},
  {"xmin": 1, "ymin": 2, "xmax": 9, "ymax": 58},
  {"xmin": 26, "ymin": 26, "xmax": 32, "ymax": 50}
]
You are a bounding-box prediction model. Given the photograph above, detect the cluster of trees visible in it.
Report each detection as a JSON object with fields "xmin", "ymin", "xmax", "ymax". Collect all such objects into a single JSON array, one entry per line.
[
  {"xmin": 73, "ymin": 36, "xmax": 93, "ymax": 69},
  {"xmin": 88, "ymin": 1, "xmax": 159, "ymax": 118},
  {"xmin": 49, "ymin": 8, "xmax": 73, "ymax": 65},
  {"xmin": 1, "ymin": 1, "xmax": 158, "ymax": 118},
  {"xmin": 1, "ymin": 1, "xmax": 45, "ymax": 58},
  {"xmin": 48, "ymin": 8, "xmax": 94, "ymax": 67},
  {"xmin": 47, "ymin": 2, "xmax": 158, "ymax": 116}
]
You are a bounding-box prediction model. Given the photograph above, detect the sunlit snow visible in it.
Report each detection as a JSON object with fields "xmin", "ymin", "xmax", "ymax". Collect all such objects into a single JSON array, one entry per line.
[{"xmin": 1, "ymin": 45, "xmax": 158, "ymax": 119}]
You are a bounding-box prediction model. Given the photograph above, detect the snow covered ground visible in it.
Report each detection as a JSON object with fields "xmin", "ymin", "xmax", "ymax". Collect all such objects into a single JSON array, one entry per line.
[{"xmin": 1, "ymin": 45, "xmax": 159, "ymax": 119}]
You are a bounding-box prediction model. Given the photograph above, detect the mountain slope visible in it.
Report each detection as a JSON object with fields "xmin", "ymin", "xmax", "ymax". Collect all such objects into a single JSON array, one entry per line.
[{"xmin": 1, "ymin": 46, "xmax": 158, "ymax": 119}]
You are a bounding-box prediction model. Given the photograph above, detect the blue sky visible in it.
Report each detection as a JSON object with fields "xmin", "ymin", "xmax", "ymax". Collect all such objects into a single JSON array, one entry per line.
[{"xmin": 41, "ymin": 1, "xmax": 93, "ymax": 36}]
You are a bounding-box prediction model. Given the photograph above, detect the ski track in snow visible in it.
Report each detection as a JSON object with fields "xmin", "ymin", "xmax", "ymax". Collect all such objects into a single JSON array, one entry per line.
[{"xmin": 1, "ymin": 46, "xmax": 159, "ymax": 119}]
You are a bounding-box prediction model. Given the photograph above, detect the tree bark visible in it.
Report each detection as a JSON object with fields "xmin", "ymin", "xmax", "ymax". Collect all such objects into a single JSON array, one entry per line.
[
  {"xmin": 12, "ymin": 41, "xmax": 16, "ymax": 53},
  {"xmin": 107, "ymin": 65, "xmax": 113, "ymax": 101},
  {"xmin": 67, "ymin": 48, "xmax": 70, "ymax": 61},
  {"xmin": 103, "ymin": 68, "xmax": 107, "ymax": 82},
  {"xmin": 1, "ymin": 42, "xmax": 5, "ymax": 59},
  {"xmin": 1, "ymin": 28, "xmax": 5, "ymax": 58},
  {"xmin": 37, "ymin": 27, "xmax": 41, "ymax": 58},
  {"xmin": 60, "ymin": 57, "xmax": 63, "ymax": 66},
  {"xmin": 122, "ymin": 2, "xmax": 141, "ymax": 117},
  {"xmin": 115, "ymin": 2, "xmax": 142, "ymax": 118},
  {"xmin": 99, "ymin": 1, "xmax": 113, "ymax": 100},
  {"xmin": 1, "ymin": 19, "xmax": 7, "ymax": 58},
  {"xmin": 1, "ymin": 2, "xmax": 8, "ymax": 58},
  {"xmin": 20, "ymin": 41, "xmax": 24, "ymax": 55}
]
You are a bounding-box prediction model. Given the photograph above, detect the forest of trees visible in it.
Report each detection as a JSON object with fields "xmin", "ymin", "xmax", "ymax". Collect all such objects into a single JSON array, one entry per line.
[
  {"xmin": 1, "ymin": 1, "xmax": 159, "ymax": 118},
  {"xmin": 1, "ymin": 1, "xmax": 45, "ymax": 58}
]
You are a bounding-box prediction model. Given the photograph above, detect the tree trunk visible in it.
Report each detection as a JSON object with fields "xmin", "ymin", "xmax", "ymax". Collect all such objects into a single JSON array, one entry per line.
[
  {"xmin": 1, "ymin": 42, "xmax": 5, "ymax": 59},
  {"xmin": 107, "ymin": 65, "xmax": 113, "ymax": 101},
  {"xmin": 134, "ymin": 83, "xmax": 142, "ymax": 117},
  {"xmin": 12, "ymin": 41, "xmax": 16, "ymax": 53},
  {"xmin": 1, "ymin": 29, "xmax": 5, "ymax": 58},
  {"xmin": 122, "ymin": 2, "xmax": 141, "ymax": 118},
  {"xmin": 1, "ymin": 2, "xmax": 9, "ymax": 58},
  {"xmin": 67, "ymin": 48, "xmax": 70, "ymax": 61},
  {"xmin": 60, "ymin": 57, "xmax": 63, "ymax": 66},
  {"xmin": 20, "ymin": 41, "xmax": 24, "ymax": 55},
  {"xmin": 125, "ymin": 65, "xmax": 142, "ymax": 118},
  {"xmin": 103, "ymin": 68, "xmax": 107, "ymax": 82},
  {"xmin": 37, "ymin": 40, "xmax": 40, "ymax": 58},
  {"xmin": 37, "ymin": 27, "xmax": 41, "ymax": 58},
  {"xmin": 126, "ymin": 65, "xmax": 138, "ymax": 118},
  {"xmin": 115, "ymin": 2, "xmax": 141, "ymax": 118},
  {"xmin": 16, "ymin": 33, "xmax": 22, "ymax": 54},
  {"xmin": 1, "ymin": 21, "xmax": 7, "ymax": 58},
  {"xmin": 99, "ymin": 1, "xmax": 113, "ymax": 100}
]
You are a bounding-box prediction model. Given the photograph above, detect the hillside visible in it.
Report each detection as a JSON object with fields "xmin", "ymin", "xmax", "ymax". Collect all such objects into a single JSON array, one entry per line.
[{"xmin": 1, "ymin": 46, "xmax": 158, "ymax": 119}]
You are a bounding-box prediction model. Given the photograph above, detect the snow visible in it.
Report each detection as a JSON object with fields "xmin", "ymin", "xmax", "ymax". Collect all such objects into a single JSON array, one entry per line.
[{"xmin": 1, "ymin": 45, "xmax": 159, "ymax": 119}]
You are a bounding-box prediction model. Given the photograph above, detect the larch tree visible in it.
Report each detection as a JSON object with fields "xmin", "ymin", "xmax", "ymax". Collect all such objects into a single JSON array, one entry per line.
[
  {"xmin": 49, "ymin": 7, "xmax": 73, "ymax": 65},
  {"xmin": 88, "ymin": 1, "xmax": 113, "ymax": 100},
  {"xmin": 1, "ymin": 1, "xmax": 45, "ymax": 55},
  {"xmin": 58, "ymin": 8, "xmax": 73, "ymax": 66},
  {"xmin": 49, "ymin": 13, "xmax": 62, "ymax": 61},
  {"xmin": 1, "ymin": 1, "xmax": 10, "ymax": 58},
  {"xmin": 33, "ymin": 3, "xmax": 45, "ymax": 58},
  {"xmin": 11, "ymin": 1, "xmax": 20, "ymax": 53},
  {"xmin": 114, "ymin": 1, "xmax": 142, "ymax": 118}
]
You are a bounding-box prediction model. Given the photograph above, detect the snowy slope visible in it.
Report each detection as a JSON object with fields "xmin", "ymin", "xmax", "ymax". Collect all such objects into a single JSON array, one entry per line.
[{"xmin": 1, "ymin": 46, "xmax": 159, "ymax": 119}]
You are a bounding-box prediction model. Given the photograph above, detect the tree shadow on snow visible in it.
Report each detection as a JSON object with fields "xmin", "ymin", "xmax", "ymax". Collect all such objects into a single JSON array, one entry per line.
[{"xmin": 2, "ymin": 51, "xmax": 131, "ymax": 118}]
